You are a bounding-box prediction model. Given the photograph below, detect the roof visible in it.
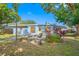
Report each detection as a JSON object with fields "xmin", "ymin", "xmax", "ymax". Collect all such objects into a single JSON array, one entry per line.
[
  {"xmin": 3, "ymin": 23, "xmax": 67, "ymax": 29},
  {"xmin": 5, "ymin": 23, "xmax": 54, "ymax": 27}
]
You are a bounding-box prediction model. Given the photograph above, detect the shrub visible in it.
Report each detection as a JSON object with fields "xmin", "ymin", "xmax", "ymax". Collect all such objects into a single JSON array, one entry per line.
[{"xmin": 47, "ymin": 33, "xmax": 61, "ymax": 43}]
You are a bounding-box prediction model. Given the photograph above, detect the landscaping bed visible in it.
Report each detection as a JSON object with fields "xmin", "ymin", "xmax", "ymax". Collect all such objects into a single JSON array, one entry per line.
[
  {"xmin": 0, "ymin": 36, "xmax": 79, "ymax": 56},
  {"xmin": 0, "ymin": 33, "xmax": 79, "ymax": 56}
]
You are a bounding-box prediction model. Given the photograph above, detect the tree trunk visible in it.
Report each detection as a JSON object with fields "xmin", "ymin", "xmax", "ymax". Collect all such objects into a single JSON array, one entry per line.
[
  {"xmin": 0, "ymin": 24, "xmax": 3, "ymax": 35},
  {"xmin": 76, "ymin": 24, "xmax": 79, "ymax": 35},
  {"xmin": 16, "ymin": 22, "xmax": 18, "ymax": 41}
]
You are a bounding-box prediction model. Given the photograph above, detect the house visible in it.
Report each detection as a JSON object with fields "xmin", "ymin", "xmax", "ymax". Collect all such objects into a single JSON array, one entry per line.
[
  {"xmin": 3, "ymin": 23, "xmax": 54, "ymax": 35},
  {"xmin": 3, "ymin": 23, "xmax": 67, "ymax": 35}
]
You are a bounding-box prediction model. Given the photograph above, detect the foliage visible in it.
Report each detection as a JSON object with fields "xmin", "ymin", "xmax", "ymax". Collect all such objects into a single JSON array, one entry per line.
[
  {"xmin": 41, "ymin": 3, "xmax": 79, "ymax": 26},
  {"xmin": 21, "ymin": 20, "xmax": 36, "ymax": 24},
  {"xmin": 12, "ymin": 3, "xmax": 21, "ymax": 41},
  {"xmin": 47, "ymin": 33, "xmax": 61, "ymax": 43},
  {"xmin": 0, "ymin": 4, "xmax": 20, "ymax": 24},
  {"xmin": 0, "ymin": 3, "xmax": 21, "ymax": 35},
  {"xmin": 12, "ymin": 3, "xmax": 21, "ymax": 22}
]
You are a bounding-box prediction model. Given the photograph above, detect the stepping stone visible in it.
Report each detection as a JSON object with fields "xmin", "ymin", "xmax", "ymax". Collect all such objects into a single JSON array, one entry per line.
[
  {"xmin": 30, "ymin": 40, "xmax": 39, "ymax": 46},
  {"xmin": 21, "ymin": 39, "xmax": 27, "ymax": 43},
  {"xmin": 15, "ymin": 48, "xmax": 23, "ymax": 53}
]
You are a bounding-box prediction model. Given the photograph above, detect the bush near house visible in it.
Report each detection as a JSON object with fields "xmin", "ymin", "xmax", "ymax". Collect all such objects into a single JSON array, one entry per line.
[
  {"xmin": 0, "ymin": 29, "xmax": 13, "ymax": 35},
  {"xmin": 46, "ymin": 33, "xmax": 61, "ymax": 43},
  {"xmin": 3, "ymin": 29, "xmax": 13, "ymax": 34}
]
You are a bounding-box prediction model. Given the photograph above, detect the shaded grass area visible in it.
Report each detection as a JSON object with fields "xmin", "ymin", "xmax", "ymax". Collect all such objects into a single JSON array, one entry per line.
[{"xmin": 0, "ymin": 38, "xmax": 79, "ymax": 56}]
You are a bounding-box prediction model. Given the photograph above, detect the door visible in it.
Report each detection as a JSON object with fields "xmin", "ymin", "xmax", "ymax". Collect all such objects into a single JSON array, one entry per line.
[{"xmin": 30, "ymin": 25, "xmax": 35, "ymax": 33}]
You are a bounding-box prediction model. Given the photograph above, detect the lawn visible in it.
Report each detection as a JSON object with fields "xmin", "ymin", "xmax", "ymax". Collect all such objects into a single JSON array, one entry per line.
[
  {"xmin": 0, "ymin": 37, "xmax": 79, "ymax": 56},
  {"xmin": 0, "ymin": 34, "xmax": 15, "ymax": 40}
]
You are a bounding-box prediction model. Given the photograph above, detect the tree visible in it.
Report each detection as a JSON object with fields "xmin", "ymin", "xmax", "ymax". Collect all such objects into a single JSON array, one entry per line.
[
  {"xmin": 0, "ymin": 4, "xmax": 20, "ymax": 24},
  {"xmin": 41, "ymin": 3, "xmax": 79, "ymax": 34},
  {"xmin": 21, "ymin": 20, "xmax": 36, "ymax": 24},
  {"xmin": 12, "ymin": 3, "xmax": 20, "ymax": 41},
  {"xmin": 0, "ymin": 4, "xmax": 20, "ymax": 33}
]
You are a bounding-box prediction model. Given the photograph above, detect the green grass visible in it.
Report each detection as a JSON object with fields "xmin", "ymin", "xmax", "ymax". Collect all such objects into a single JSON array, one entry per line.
[
  {"xmin": 47, "ymin": 33, "xmax": 61, "ymax": 43},
  {"xmin": 0, "ymin": 38, "xmax": 79, "ymax": 56},
  {"xmin": 0, "ymin": 34, "xmax": 15, "ymax": 40}
]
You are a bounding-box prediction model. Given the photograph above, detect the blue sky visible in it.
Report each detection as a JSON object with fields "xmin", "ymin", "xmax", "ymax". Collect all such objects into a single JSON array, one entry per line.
[{"xmin": 8, "ymin": 3, "xmax": 64, "ymax": 25}]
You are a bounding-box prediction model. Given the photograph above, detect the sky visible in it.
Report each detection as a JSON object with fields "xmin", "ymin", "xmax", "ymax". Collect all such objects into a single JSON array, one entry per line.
[{"xmin": 8, "ymin": 3, "xmax": 64, "ymax": 26}]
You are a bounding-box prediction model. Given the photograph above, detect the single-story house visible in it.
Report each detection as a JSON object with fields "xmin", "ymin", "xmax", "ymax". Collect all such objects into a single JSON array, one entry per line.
[
  {"xmin": 3, "ymin": 23, "xmax": 54, "ymax": 35},
  {"xmin": 3, "ymin": 23, "xmax": 68, "ymax": 35}
]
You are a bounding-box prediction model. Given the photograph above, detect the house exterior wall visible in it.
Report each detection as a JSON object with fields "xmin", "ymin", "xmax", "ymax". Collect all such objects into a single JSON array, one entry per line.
[
  {"xmin": 13, "ymin": 28, "xmax": 27, "ymax": 35},
  {"xmin": 13, "ymin": 28, "xmax": 16, "ymax": 34},
  {"xmin": 12, "ymin": 26, "xmax": 44, "ymax": 35},
  {"xmin": 7, "ymin": 24, "xmax": 55, "ymax": 35}
]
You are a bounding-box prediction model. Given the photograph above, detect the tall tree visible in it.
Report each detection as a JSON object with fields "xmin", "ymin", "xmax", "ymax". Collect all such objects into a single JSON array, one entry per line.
[
  {"xmin": 0, "ymin": 4, "xmax": 20, "ymax": 33},
  {"xmin": 41, "ymin": 3, "xmax": 79, "ymax": 34},
  {"xmin": 12, "ymin": 3, "xmax": 20, "ymax": 41}
]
